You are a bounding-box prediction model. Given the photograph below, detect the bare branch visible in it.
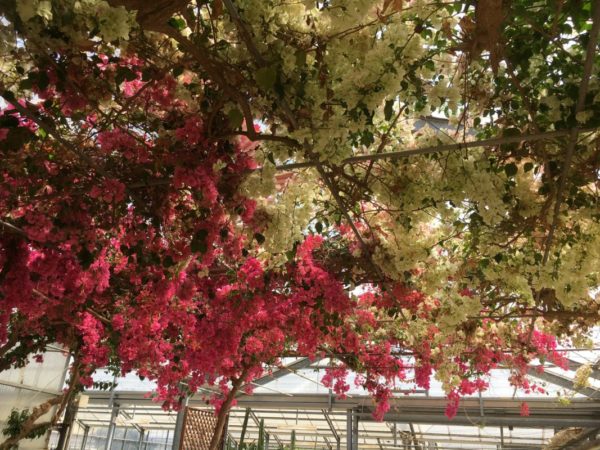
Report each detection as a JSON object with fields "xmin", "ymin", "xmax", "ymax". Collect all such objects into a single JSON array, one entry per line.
[
  {"xmin": 276, "ymin": 126, "xmax": 600, "ymax": 170},
  {"xmin": 542, "ymin": 0, "xmax": 600, "ymax": 264},
  {"xmin": 221, "ymin": 0, "xmax": 298, "ymax": 130}
]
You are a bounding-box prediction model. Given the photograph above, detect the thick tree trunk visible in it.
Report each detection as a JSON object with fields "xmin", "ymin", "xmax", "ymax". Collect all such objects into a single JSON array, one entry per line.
[{"xmin": 207, "ymin": 370, "xmax": 248, "ymax": 450}]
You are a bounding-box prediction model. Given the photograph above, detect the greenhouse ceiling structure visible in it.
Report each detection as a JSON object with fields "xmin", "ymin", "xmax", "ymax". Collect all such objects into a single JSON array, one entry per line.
[
  {"xmin": 4, "ymin": 350, "xmax": 600, "ymax": 450},
  {"xmin": 1, "ymin": 0, "xmax": 600, "ymax": 450}
]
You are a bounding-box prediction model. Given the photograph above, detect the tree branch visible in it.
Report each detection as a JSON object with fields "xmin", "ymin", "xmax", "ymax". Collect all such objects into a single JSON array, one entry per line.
[
  {"xmin": 276, "ymin": 126, "xmax": 600, "ymax": 170},
  {"xmin": 207, "ymin": 368, "xmax": 249, "ymax": 450},
  {"xmin": 0, "ymin": 396, "xmax": 63, "ymax": 450},
  {"xmin": 541, "ymin": 0, "xmax": 600, "ymax": 264}
]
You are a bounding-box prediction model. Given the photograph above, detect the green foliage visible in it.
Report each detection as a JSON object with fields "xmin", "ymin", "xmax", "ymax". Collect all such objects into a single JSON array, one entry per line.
[
  {"xmin": 191, "ymin": 229, "xmax": 209, "ymax": 254},
  {"xmin": 2, "ymin": 409, "xmax": 49, "ymax": 441},
  {"xmin": 255, "ymin": 66, "xmax": 278, "ymax": 91},
  {"xmin": 227, "ymin": 108, "xmax": 244, "ymax": 130}
]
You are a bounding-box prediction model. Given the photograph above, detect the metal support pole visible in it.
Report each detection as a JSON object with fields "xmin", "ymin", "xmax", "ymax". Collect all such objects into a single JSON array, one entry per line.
[
  {"xmin": 409, "ymin": 423, "xmax": 422, "ymax": 450},
  {"xmin": 479, "ymin": 391, "xmax": 484, "ymax": 417},
  {"xmin": 104, "ymin": 404, "xmax": 119, "ymax": 450},
  {"xmin": 80, "ymin": 423, "xmax": 90, "ymax": 450},
  {"xmin": 322, "ymin": 410, "xmax": 340, "ymax": 450},
  {"xmin": 249, "ymin": 411, "xmax": 282, "ymax": 447},
  {"xmin": 104, "ymin": 374, "xmax": 118, "ymax": 450},
  {"xmin": 346, "ymin": 410, "xmax": 353, "ymax": 450},
  {"xmin": 239, "ymin": 408, "xmax": 250, "ymax": 447},
  {"xmin": 172, "ymin": 397, "xmax": 189, "ymax": 450},
  {"xmin": 137, "ymin": 428, "xmax": 145, "ymax": 450},
  {"xmin": 352, "ymin": 410, "xmax": 358, "ymax": 450},
  {"xmin": 56, "ymin": 396, "xmax": 78, "ymax": 450},
  {"xmin": 393, "ymin": 423, "xmax": 397, "ymax": 447}
]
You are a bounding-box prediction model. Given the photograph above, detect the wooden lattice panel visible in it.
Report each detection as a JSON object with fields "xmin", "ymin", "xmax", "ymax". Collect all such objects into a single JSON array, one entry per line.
[{"xmin": 180, "ymin": 408, "xmax": 228, "ymax": 450}]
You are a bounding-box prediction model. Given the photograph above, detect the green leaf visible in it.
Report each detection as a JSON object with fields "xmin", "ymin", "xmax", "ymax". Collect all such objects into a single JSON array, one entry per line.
[
  {"xmin": 2, "ymin": 90, "xmax": 15, "ymax": 101},
  {"xmin": 503, "ymin": 128, "xmax": 521, "ymax": 139},
  {"xmin": 162, "ymin": 255, "xmax": 175, "ymax": 268},
  {"xmin": 19, "ymin": 78, "xmax": 33, "ymax": 90},
  {"xmin": 37, "ymin": 72, "xmax": 50, "ymax": 91},
  {"xmin": 227, "ymin": 108, "xmax": 244, "ymax": 129},
  {"xmin": 220, "ymin": 227, "xmax": 229, "ymax": 240},
  {"xmin": 191, "ymin": 229, "xmax": 209, "ymax": 253},
  {"xmin": 295, "ymin": 50, "xmax": 307, "ymax": 66},
  {"xmin": 267, "ymin": 152, "xmax": 276, "ymax": 165},
  {"xmin": 142, "ymin": 68, "xmax": 154, "ymax": 81},
  {"xmin": 254, "ymin": 232, "xmax": 265, "ymax": 244},
  {"xmin": 504, "ymin": 163, "xmax": 518, "ymax": 177},
  {"xmin": 255, "ymin": 66, "xmax": 277, "ymax": 91},
  {"xmin": 77, "ymin": 247, "xmax": 94, "ymax": 270},
  {"xmin": 315, "ymin": 222, "xmax": 323, "ymax": 233},
  {"xmin": 115, "ymin": 67, "xmax": 137, "ymax": 85},
  {"xmin": 538, "ymin": 183, "xmax": 551, "ymax": 195},
  {"xmin": 361, "ymin": 130, "xmax": 374, "ymax": 146},
  {"xmin": 524, "ymin": 162, "xmax": 534, "ymax": 172},
  {"xmin": 172, "ymin": 65, "xmax": 184, "ymax": 77},
  {"xmin": 384, "ymin": 99, "xmax": 394, "ymax": 121},
  {"xmin": 0, "ymin": 115, "xmax": 19, "ymax": 128},
  {"xmin": 1, "ymin": 127, "xmax": 34, "ymax": 151},
  {"xmin": 168, "ymin": 17, "xmax": 186, "ymax": 31}
]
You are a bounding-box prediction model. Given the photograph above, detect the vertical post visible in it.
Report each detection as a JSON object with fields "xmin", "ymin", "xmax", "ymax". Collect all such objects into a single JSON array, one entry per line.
[
  {"xmin": 352, "ymin": 411, "xmax": 358, "ymax": 450},
  {"xmin": 258, "ymin": 419, "xmax": 265, "ymax": 450},
  {"xmin": 408, "ymin": 424, "xmax": 420, "ymax": 450},
  {"xmin": 56, "ymin": 396, "xmax": 79, "ymax": 450},
  {"xmin": 291, "ymin": 430, "xmax": 296, "ymax": 450},
  {"xmin": 346, "ymin": 410, "xmax": 353, "ymax": 450},
  {"xmin": 80, "ymin": 424, "xmax": 90, "ymax": 450},
  {"xmin": 137, "ymin": 428, "xmax": 145, "ymax": 450},
  {"xmin": 172, "ymin": 397, "xmax": 189, "ymax": 450},
  {"xmin": 104, "ymin": 404, "xmax": 119, "ymax": 450},
  {"xmin": 478, "ymin": 391, "xmax": 484, "ymax": 417},
  {"xmin": 104, "ymin": 374, "xmax": 119, "ymax": 450},
  {"xmin": 322, "ymin": 410, "xmax": 340, "ymax": 450},
  {"xmin": 239, "ymin": 408, "xmax": 250, "ymax": 448},
  {"xmin": 393, "ymin": 423, "xmax": 397, "ymax": 447}
]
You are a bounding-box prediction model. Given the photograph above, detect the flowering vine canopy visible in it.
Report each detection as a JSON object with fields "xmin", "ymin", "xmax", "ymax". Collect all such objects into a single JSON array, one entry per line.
[{"xmin": 0, "ymin": 0, "xmax": 599, "ymax": 448}]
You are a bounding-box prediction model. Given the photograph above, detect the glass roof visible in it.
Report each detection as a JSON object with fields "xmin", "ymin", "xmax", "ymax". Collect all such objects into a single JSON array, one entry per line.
[{"xmin": 72, "ymin": 346, "xmax": 600, "ymax": 450}]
